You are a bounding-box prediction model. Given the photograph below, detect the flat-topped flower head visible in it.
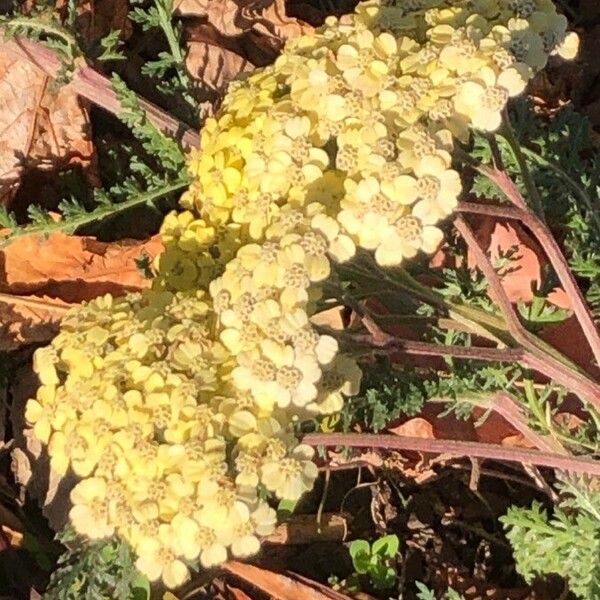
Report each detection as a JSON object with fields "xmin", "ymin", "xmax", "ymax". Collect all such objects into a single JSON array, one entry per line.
[{"xmin": 25, "ymin": 0, "xmax": 578, "ymax": 588}]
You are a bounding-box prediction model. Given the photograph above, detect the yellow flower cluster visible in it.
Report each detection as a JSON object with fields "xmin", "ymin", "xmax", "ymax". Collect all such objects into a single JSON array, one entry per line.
[
  {"xmin": 24, "ymin": 0, "xmax": 578, "ymax": 590},
  {"xmin": 25, "ymin": 290, "xmax": 349, "ymax": 588},
  {"xmin": 180, "ymin": 0, "xmax": 578, "ymax": 268}
]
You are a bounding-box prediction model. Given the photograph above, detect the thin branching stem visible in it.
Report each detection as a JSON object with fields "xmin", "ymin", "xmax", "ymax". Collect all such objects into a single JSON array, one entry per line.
[
  {"xmin": 457, "ymin": 200, "xmax": 600, "ymax": 370},
  {"xmin": 454, "ymin": 214, "xmax": 600, "ymax": 411},
  {"xmin": 304, "ymin": 433, "xmax": 600, "ymax": 476},
  {"xmin": 499, "ymin": 109, "xmax": 546, "ymax": 218}
]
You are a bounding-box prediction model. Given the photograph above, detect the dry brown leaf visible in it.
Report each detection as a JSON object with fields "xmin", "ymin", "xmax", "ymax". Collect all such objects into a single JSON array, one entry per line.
[
  {"xmin": 186, "ymin": 24, "xmax": 254, "ymax": 100},
  {"xmin": 0, "ymin": 51, "xmax": 46, "ymax": 204},
  {"xmin": 0, "ymin": 233, "xmax": 163, "ymax": 302},
  {"xmin": 251, "ymin": 0, "xmax": 311, "ymax": 42},
  {"xmin": 388, "ymin": 417, "xmax": 434, "ymax": 439},
  {"xmin": 175, "ymin": 0, "xmax": 312, "ymax": 42},
  {"xmin": 468, "ymin": 217, "xmax": 571, "ymax": 309},
  {"xmin": 223, "ymin": 561, "xmax": 358, "ymax": 600},
  {"xmin": 0, "ymin": 294, "xmax": 70, "ymax": 351},
  {"xmin": 0, "ymin": 43, "xmax": 94, "ymax": 206},
  {"xmin": 0, "ymin": 233, "xmax": 162, "ymax": 349},
  {"xmin": 175, "ymin": 0, "xmax": 241, "ymax": 36}
]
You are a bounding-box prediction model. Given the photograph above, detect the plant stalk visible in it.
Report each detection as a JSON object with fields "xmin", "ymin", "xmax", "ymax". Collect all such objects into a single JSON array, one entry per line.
[
  {"xmin": 0, "ymin": 32, "xmax": 200, "ymax": 149},
  {"xmin": 458, "ymin": 200, "xmax": 600, "ymax": 370},
  {"xmin": 304, "ymin": 433, "xmax": 600, "ymax": 476},
  {"xmin": 454, "ymin": 214, "xmax": 600, "ymax": 411}
]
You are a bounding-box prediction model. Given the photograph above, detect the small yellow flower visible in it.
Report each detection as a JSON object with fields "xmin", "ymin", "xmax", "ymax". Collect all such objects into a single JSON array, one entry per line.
[
  {"xmin": 70, "ymin": 477, "xmax": 114, "ymax": 539},
  {"xmin": 374, "ymin": 216, "xmax": 444, "ymax": 267},
  {"xmin": 48, "ymin": 423, "xmax": 102, "ymax": 477},
  {"xmin": 135, "ymin": 524, "xmax": 190, "ymax": 588},
  {"xmin": 261, "ymin": 444, "xmax": 319, "ymax": 500}
]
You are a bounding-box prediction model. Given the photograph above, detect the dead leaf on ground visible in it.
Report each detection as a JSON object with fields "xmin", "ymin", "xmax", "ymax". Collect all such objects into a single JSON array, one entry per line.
[
  {"xmin": 175, "ymin": 0, "xmax": 312, "ymax": 42},
  {"xmin": 0, "ymin": 43, "xmax": 94, "ymax": 207},
  {"xmin": 0, "ymin": 233, "xmax": 162, "ymax": 349},
  {"xmin": 24, "ymin": 0, "xmax": 132, "ymax": 43},
  {"xmin": 185, "ymin": 24, "xmax": 254, "ymax": 102},
  {"xmin": 223, "ymin": 561, "xmax": 362, "ymax": 600},
  {"xmin": 0, "ymin": 232, "xmax": 163, "ymax": 302},
  {"xmin": 178, "ymin": 0, "xmax": 313, "ymax": 106},
  {"xmin": 468, "ymin": 218, "xmax": 571, "ymax": 307},
  {"xmin": 388, "ymin": 417, "xmax": 434, "ymax": 439},
  {"xmin": 0, "ymin": 294, "xmax": 71, "ymax": 351}
]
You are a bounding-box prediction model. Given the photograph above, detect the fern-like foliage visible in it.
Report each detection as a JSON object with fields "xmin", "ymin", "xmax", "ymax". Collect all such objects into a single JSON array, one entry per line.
[
  {"xmin": 415, "ymin": 582, "xmax": 467, "ymax": 600},
  {"xmin": 0, "ymin": 74, "xmax": 190, "ymax": 248},
  {"xmin": 111, "ymin": 73, "xmax": 187, "ymax": 173},
  {"xmin": 44, "ymin": 530, "xmax": 150, "ymax": 600},
  {"xmin": 129, "ymin": 0, "xmax": 199, "ymax": 124},
  {"xmin": 473, "ymin": 99, "xmax": 600, "ymax": 320},
  {"xmin": 501, "ymin": 480, "xmax": 600, "ymax": 600}
]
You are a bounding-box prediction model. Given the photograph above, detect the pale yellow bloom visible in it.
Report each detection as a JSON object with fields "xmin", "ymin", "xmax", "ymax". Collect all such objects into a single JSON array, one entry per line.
[
  {"xmin": 70, "ymin": 477, "xmax": 114, "ymax": 539},
  {"xmin": 135, "ymin": 524, "xmax": 190, "ymax": 588},
  {"xmin": 261, "ymin": 444, "xmax": 319, "ymax": 500}
]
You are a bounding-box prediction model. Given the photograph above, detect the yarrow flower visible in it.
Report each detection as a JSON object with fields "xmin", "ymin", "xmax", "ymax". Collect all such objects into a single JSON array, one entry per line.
[{"xmin": 24, "ymin": 0, "xmax": 578, "ymax": 590}]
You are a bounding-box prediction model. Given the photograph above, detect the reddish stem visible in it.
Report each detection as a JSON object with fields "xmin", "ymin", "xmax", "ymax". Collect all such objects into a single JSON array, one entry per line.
[
  {"xmin": 2, "ymin": 34, "xmax": 200, "ymax": 150},
  {"xmin": 486, "ymin": 392, "xmax": 566, "ymax": 454},
  {"xmin": 304, "ymin": 433, "xmax": 600, "ymax": 476},
  {"xmin": 453, "ymin": 214, "xmax": 600, "ymax": 411},
  {"xmin": 344, "ymin": 330, "xmax": 524, "ymax": 363},
  {"xmin": 458, "ymin": 199, "xmax": 600, "ymax": 370}
]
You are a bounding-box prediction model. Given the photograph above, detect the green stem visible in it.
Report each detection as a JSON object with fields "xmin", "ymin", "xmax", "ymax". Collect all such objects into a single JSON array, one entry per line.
[
  {"xmin": 155, "ymin": 0, "xmax": 195, "ymax": 106},
  {"xmin": 2, "ymin": 17, "xmax": 77, "ymax": 53},
  {"xmin": 499, "ymin": 109, "xmax": 546, "ymax": 219},
  {"xmin": 0, "ymin": 179, "xmax": 189, "ymax": 249}
]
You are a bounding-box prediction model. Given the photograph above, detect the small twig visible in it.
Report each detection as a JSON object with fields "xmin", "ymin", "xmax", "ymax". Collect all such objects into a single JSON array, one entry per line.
[
  {"xmin": 304, "ymin": 433, "xmax": 600, "ymax": 476},
  {"xmin": 458, "ymin": 200, "xmax": 600, "ymax": 370},
  {"xmin": 337, "ymin": 329, "xmax": 525, "ymax": 363},
  {"xmin": 449, "ymin": 463, "xmax": 554, "ymax": 496},
  {"xmin": 1, "ymin": 33, "xmax": 200, "ymax": 149}
]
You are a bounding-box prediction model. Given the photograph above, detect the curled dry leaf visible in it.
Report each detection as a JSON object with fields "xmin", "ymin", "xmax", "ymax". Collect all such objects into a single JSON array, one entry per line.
[
  {"xmin": 185, "ymin": 24, "xmax": 254, "ymax": 102},
  {"xmin": 175, "ymin": 0, "xmax": 242, "ymax": 37},
  {"xmin": 0, "ymin": 51, "xmax": 46, "ymax": 205},
  {"xmin": 0, "ymin": 43, "xmax": 94, "ymax": 206},
  {"xmin": 175, "ymin": 0, "xmax": 312, "ymax": 42},
  {"xmin": 388, "ymin": 417, "xmax": 434, "ymax": 439},
  {"xmin": 0, "ymin": 232, "xmax": 163, "ymax": 302},
  {"xmin": 0, "ymin": 233, "xmax": 162, "ymax": 349},
  {"xmin": 0, "ymin": 294, "xmax": 70, "ymax": 352}
]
